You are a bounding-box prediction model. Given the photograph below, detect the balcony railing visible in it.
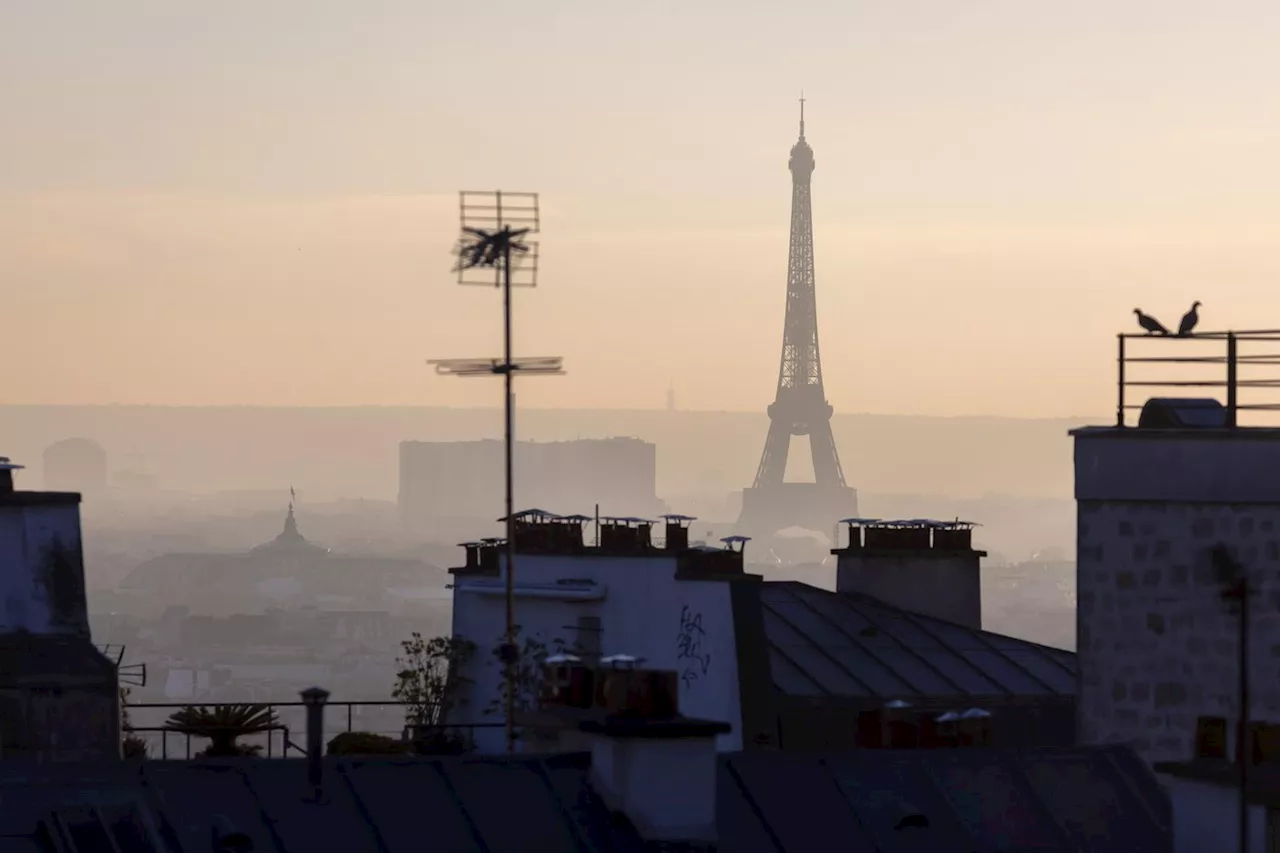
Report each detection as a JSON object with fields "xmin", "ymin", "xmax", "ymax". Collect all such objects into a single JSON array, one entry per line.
[
  {"xmin": 1116, "ymin": 330, "xmax": 1280, "ymax": 427},
  {"xmin": 123, "ymin": 700, "xmax": 501, "ymax": 760}
]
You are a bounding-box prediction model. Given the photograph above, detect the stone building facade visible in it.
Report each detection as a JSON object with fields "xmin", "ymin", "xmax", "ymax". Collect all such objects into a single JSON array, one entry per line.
[{"xmin": 1074, "ymin": 427, "xmax": 1280, "ymax": 766}]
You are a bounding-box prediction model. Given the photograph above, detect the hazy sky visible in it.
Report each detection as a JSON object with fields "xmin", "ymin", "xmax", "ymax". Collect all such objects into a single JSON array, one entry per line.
[{"xmin": 4, "ymin": 1, "xmax": 1280, "ymax": 417}]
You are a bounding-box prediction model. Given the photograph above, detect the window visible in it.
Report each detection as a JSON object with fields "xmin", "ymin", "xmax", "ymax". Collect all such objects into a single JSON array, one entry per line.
[{"xmin": 574, "ymin": 615, "xmax": 603, "ymax": 659}]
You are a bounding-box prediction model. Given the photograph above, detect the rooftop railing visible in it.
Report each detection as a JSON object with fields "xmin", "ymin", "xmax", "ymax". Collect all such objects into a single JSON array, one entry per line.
[
  {"xmin": 123, "ymin": 700, "xmax": 501, "ymax": 760},
  {"xmin": 1117, "ymin": 330, "xmax": 1280, "ymax": 427}
]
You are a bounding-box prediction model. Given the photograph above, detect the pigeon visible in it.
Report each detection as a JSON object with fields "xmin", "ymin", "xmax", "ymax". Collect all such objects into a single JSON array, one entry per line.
[
  {"xmin": 1134, "ymin": 309, "xmax": 1169, "ymax": 335},
  {"xmin": 1177, "ymin": 301, "xmax": 1202, "ymax": 337}
]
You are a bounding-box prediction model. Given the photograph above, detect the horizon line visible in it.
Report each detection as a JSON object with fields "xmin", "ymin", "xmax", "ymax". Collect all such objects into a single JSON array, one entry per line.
[{"xmin": 0, "ymin": 402, "xmax": 1104, "ymax": 422}]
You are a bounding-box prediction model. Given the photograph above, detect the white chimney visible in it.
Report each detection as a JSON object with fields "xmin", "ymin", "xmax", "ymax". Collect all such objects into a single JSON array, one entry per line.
[{"xmin": 581, "ymin": 717, "xmax": 730, "ymax": 845}]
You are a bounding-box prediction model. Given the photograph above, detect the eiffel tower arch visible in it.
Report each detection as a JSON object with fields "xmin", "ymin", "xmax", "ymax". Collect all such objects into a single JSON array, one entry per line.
[{"xmin": 737, "ymin": 99, "xmax": 858, "ymax": 538}]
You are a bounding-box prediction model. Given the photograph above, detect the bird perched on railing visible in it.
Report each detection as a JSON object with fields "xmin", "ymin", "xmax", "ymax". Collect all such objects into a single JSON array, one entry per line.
[
  {"xmin": 1177, "ymin": 301, "xmax": 1202, "ymax": 337},
  {"xmin": 1134, "ymin": 309, "xmax": 1170, "ymax": 335}
]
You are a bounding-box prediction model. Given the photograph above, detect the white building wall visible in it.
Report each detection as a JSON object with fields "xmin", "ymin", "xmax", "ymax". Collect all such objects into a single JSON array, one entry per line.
[
  {"xmin": 449, "ymin": 552, "xmax": 743, "ymax": 754},
  {"xmin": 1075, "ymin": 429, "xmax": 1280, "ymax": 766},
  {"xmin": 0, "ymin": 502, "xmax": 87, "ymax": 635}
]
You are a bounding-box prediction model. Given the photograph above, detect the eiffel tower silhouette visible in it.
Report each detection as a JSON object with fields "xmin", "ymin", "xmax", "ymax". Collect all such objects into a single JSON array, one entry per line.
[{"xmin": 738, "ymin": 97, "xmax": 858, "ymax": 537}]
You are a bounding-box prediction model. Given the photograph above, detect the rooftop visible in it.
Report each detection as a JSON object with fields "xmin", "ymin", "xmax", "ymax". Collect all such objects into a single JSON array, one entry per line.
[
  {"xmin": 761, "ymin": 582, "xmax": 1076, "ymax": 701},
  {"xmin": 0, "ymin": 745, "xmax": 1168, "ymax": 852}
]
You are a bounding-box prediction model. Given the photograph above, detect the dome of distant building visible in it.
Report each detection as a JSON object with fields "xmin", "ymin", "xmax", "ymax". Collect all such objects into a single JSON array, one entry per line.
[
  {"xmin": 249, "ymin": 503, "xmax": 329, "ymax": 558},
  {"xmin": 43, "ymin": 438, "xmax": 107, "ymax": 494}
]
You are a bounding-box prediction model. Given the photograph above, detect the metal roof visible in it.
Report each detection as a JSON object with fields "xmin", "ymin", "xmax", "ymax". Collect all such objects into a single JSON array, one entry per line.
[
  {"xmin": 761, "ymin": 582, "xmax": 1077, "ymax": 700},
  {"xmin": 721, "ymin": 745, "xmax": 1169, "ymax": 853},
  {"xmin": 0, "ymin": 746, "xmax": 1167, "ymax": 852}
]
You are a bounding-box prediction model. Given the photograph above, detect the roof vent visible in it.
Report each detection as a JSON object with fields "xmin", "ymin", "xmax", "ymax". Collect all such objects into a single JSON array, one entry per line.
[{"xmin": 1138, "ymin": 398, "xmax": 1228, "ymax": 429}]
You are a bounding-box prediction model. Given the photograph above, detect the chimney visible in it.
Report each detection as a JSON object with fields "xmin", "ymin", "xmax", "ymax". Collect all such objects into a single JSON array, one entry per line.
[
  {"xmin": 301, "ymin": 687, "xmax": 329, "ymax": 801},
  {"xmin": 582, "ymin": 716, "xmax": 729, "ymax": 846},
  {"xmin": 662, "ymin": 514, "xmax": 695, "ymax": 552},
  {"xmin": 833, "ymin": 519, "xmax": 986, "ymax": 630},
  {"xmin": 577, "ymin": 661, "xmax": 729, "ymax": 846}
]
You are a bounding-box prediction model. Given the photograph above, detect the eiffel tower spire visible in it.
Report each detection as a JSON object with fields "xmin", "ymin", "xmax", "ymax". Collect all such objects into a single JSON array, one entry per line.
[{"xmin": 738, "ymin": 99, "xmax": 858, "ymax": 536}]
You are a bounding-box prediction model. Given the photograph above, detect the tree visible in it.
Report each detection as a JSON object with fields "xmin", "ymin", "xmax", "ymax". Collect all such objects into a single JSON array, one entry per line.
[
  {"xmin": 392, "ymin": 633, "xmax": 475, "ymax": 731},
  {"xmin": 485, "ymin": 625, "xmax": 566, "ymax": 720},
  {"xmin": 164, "ymin": 704, "xmax": 279, "ymax": 757}
]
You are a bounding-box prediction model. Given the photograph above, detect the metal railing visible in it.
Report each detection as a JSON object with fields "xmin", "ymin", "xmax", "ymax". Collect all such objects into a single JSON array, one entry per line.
[
  {"xmin": 123, "ymin": 700, "xmax": 503, "ymax": 760},
  {"xmin": 1116, "ymin": 330, "xmax": 1280, "ymax": 427}
]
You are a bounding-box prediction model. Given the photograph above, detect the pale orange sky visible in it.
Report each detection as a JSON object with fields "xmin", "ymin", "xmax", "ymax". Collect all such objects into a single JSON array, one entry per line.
[{"xmin": 4, "ymin": 1, "xmax": 1280, "ymax": 417}]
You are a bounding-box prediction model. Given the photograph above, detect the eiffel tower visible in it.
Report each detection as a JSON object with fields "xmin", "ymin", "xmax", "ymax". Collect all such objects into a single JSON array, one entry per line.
[{"xmin": 737, "ymin": 98, "xmax": 858, "ymax": 537}]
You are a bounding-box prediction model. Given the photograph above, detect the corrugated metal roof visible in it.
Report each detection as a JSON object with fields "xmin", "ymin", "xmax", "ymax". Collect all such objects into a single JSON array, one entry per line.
[
  {"xmin": 0, "ymin": 745, "xmax": 1166, "ymax": 853},
  {"xmin": 761, "ymin": 581, "xmax": 1077, "ymax": 700}
]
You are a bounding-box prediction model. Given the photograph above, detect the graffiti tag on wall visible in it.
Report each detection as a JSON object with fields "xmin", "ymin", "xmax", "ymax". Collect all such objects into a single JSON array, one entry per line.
[{"xmin": 676, "ymin": 605, "xmax": 712, "ymax": 688}]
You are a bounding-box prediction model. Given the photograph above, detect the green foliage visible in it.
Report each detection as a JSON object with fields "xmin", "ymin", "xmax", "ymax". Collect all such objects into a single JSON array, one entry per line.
[
  {"xmin": 327, "ymin": 731, "xmax": 412, "ymax": 756},
  {"xmin": 120, "ymin": 687, "xmax": 147, "ymax": 760},
  {"xmin": 392, "ymin": 632, "xmax": 476, "ymax": 728},
  {"xmin": 485, "ymin": 625, "xmax": 566, "ymax": 719},
  {"xmin": 164, "ymin": 704, "xmax": 279, "ymax": 758}
]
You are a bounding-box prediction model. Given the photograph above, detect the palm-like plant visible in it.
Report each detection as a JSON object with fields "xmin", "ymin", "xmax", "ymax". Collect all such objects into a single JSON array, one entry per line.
[{"xmin": 164, "ymin": 704, "xmax": 279, "ymax": 757}]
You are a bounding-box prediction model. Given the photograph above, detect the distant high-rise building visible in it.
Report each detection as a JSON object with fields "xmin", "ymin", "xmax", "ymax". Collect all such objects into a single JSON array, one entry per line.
[
  {"xmin": 42, "ymin": 438, "xmax": 108, "ymax": 496},
  {"xmin": 666, "ymin": 381, "xmax": 676, "ymax": 412}
]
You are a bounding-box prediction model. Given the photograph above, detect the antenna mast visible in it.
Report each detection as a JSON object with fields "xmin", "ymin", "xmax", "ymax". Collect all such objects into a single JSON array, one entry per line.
[{"xmin": 430, "ymin": 190, "xmax": 564, "ymax": 755}]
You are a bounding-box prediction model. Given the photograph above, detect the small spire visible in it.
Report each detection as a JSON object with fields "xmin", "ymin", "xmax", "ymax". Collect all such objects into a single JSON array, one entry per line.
[
  {"xmin": 284, "ymin": 486, "xmax": 298, "ymax": 534},
  {"xmin": 799, "ymin": 91, "xmax": 806, "ymax": 139}
]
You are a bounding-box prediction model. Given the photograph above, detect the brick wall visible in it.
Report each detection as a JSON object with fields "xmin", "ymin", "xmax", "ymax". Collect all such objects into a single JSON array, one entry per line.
[{"xmin": 1077, "ymin": 501, "xmax": 1280, "ymax": 764}]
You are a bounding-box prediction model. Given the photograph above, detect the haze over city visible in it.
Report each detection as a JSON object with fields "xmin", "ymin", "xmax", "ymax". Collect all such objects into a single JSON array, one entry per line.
[
  {"xmin": 6, "ymin": 1, "xmax": 1280, "ymax": 416},
  {"xmin": 5, "ymin": 4, "xmax": 1280, "ymax": 849}
]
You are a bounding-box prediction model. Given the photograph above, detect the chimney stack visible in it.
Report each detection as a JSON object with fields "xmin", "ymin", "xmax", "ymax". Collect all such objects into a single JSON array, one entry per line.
[
  {"xmin": 301, "ymin": 687, "xmax": 329, "ymax": 801},
  {"xmin": 834, "ymin": 519, "xmax": 986, "ymax": 630},
  {"xmin": 661, "ymin": 514, "xmax": 695, "ymax": 552},
  {"xmin": 577, "ymin": 663, "xmax": 729, "ymax": 846},
  {"xmin": 582, "ymin": 717, "xmax": 729, "ymax": 846}
]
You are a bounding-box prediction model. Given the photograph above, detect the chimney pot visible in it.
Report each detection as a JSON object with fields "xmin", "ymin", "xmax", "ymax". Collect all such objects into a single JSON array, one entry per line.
[{"xmin": 301, "ymin": 687, "xmax": 329, "ymax": 800}]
